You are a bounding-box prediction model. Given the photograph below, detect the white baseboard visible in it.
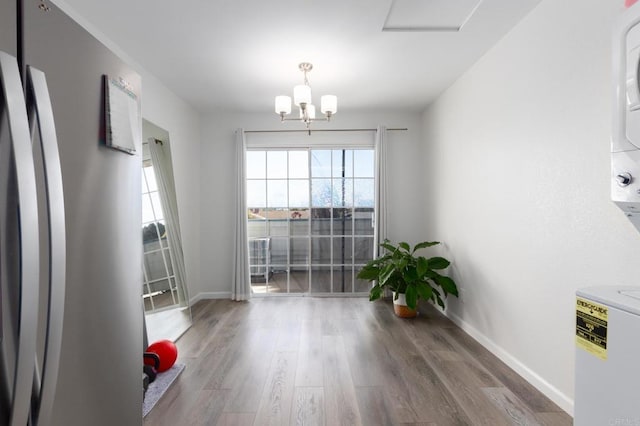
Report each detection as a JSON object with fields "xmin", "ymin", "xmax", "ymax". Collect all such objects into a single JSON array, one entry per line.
[
  {"xmin": 190, "ymin": 292, "xmax": 232, "ymax": 305},
  {"xmin": 445, "ymin": 310, "xmax": 574, "ymax": 416}
]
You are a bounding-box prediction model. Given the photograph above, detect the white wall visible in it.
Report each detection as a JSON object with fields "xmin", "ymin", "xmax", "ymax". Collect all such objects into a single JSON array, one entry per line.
[
  {"xmin": 421, "ymin": 0, "xmax": 640, "ymax": 414},
  {"xmin": 198, "ymin": 111, "xmax": 425, "ymax": 298}
]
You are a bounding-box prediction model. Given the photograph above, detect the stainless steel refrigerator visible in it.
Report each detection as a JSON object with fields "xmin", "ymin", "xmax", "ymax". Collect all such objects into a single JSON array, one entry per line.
[{"xmin": 1, "ymin": 1, "xmax": 143, "ymax": 425}]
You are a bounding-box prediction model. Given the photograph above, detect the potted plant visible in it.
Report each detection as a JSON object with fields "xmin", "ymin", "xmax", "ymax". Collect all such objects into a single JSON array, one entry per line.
[{"xmin": 357, "ymin": 240, "xmax": 459, "ymax": 318}]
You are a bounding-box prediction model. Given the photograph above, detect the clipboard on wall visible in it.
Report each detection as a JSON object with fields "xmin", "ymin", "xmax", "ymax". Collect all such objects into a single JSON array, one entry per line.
[{"xmin": 104, "ymin": 75, "xmax": 140, "ymax": 155}]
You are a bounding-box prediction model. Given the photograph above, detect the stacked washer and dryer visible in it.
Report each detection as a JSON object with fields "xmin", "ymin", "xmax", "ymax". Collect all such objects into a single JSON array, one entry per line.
[{"xmin": 573, "ymin": 3, "xmax": 640, "ymax": 424}]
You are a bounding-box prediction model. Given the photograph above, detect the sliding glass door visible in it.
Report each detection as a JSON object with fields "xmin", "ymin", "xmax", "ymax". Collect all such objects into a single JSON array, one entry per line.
[{"xmin": 246, "ymin": 148, "xmax": 375, "ymax": 294}]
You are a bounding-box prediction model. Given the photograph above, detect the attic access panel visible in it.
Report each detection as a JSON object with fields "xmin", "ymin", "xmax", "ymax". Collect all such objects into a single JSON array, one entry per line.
[{"xmin": 383, "ymin": 0, "xmax": 482, "ymax": 32}]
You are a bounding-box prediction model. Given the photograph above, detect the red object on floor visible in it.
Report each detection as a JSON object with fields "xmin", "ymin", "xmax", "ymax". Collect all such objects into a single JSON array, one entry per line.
[
  {"xmin": 145, "ymin": 340, "xmax": 178, "ymax": 372},
  {"xmin": 626, "ymin": 0, "xmax": 639, "ymax": 8}
]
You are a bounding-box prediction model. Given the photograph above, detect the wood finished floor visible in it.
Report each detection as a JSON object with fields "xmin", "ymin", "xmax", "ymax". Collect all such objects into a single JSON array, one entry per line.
[{"xmin": 143, "ymin": 297, "xmax": 572, "ymax": 426}]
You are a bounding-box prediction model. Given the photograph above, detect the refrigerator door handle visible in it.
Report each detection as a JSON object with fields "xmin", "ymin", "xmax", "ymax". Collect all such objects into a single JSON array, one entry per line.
[
  {"xmin": 0, "ymin": 52, "xmax": 40, "ymax": 426},
  {"xmin": 26, "ymin": 66, "xmax": 65, "ymax": 426}
]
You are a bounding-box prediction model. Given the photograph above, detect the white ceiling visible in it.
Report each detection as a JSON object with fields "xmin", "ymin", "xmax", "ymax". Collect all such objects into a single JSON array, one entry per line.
[{"xmin": 56, "ymin": 0, "xmax": 541, "ymax": 114}]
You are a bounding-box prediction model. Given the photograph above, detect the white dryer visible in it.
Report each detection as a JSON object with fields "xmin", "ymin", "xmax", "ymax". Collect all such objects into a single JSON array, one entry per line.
[
  {"xmin": 574, "ymin": 286, "xmax": 640, "ymax": 425},
  {"xmin": 613, "ymin": 2, "xmax": 640, "ymax": 232}
]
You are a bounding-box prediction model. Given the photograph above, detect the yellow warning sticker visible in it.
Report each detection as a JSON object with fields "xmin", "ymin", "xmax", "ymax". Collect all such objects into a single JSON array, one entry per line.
[{"xmin": 576, "ymin": 297, "xmax": 608, "ymax": 360}]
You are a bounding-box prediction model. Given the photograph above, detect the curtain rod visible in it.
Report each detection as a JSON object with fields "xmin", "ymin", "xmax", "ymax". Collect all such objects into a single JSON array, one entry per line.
[{"xmin": 244, "ymin": 128, "xmax": 408, "ymax": 134}]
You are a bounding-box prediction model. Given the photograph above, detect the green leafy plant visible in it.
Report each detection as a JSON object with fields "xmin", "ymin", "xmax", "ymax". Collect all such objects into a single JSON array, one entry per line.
[{"xmin": 357, "ymin": 240, "xmax": 459, "ymax": 311}]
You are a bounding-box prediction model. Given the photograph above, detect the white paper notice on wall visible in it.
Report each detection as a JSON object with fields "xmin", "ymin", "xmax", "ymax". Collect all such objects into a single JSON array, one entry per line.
[{"xmin": 104, "ymin": 75, "xmax": 140, "ymax": 155}]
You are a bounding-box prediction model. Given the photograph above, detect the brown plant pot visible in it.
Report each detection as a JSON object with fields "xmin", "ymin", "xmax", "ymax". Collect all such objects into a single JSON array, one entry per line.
[{"xmin": 392, "ymin": 292, "xmax": 418, "ymax": 318}]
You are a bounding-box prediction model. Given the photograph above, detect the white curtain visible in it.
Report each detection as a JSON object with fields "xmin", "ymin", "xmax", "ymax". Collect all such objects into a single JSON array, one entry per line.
[
  {"xmin": 232, "ymin": 129, "xmax": 251, "ymax": 300},
  {"xmin": 374, "ymin": 125, "xmax": 388, "ymax": 256},
  {"xmin": 148, "ymin": 138, "xmax": 189, "ymax": 306}
]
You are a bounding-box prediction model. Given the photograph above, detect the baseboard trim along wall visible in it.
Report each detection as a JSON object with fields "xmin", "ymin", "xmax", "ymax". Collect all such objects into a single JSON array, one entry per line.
[
  {"xmin": 190, "ymin": 292, "xmax": 232, "ymax": 305},
  {"xmin": 445, "ymin": 310, "xmax": 574, "ymax": 416}
]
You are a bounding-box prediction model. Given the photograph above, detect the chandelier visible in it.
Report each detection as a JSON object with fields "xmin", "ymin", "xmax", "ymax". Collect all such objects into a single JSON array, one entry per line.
[{"xmin": 275, "ymin": 62, "xmax": 337, "ymax": 128}]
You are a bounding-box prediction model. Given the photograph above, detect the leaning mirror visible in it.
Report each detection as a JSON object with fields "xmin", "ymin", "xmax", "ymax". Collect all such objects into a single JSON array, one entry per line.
[{"xmin": 141, "ymin": 119, "xmax": 192, "ymax": 344}]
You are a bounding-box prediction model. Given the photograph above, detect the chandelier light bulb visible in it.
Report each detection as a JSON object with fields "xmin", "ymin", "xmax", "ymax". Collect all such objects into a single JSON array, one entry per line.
[
  {"xmin": 307, "ymin": 104, "xmax": 316, "ymax": 120},
  {"xmin": 275, "ymin": 95, "xmax": 292, "ymax": 115},
  {"xmin": 293, "ymin": 84, "xmax": 312, "ymax": 107},
  {"xmin": 299, "ymin": 104, "xmax": 316, "ymax": 119},
  {"xmin": 321, "ymin": 95, "xmax": 337, "ymax": 115}
]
